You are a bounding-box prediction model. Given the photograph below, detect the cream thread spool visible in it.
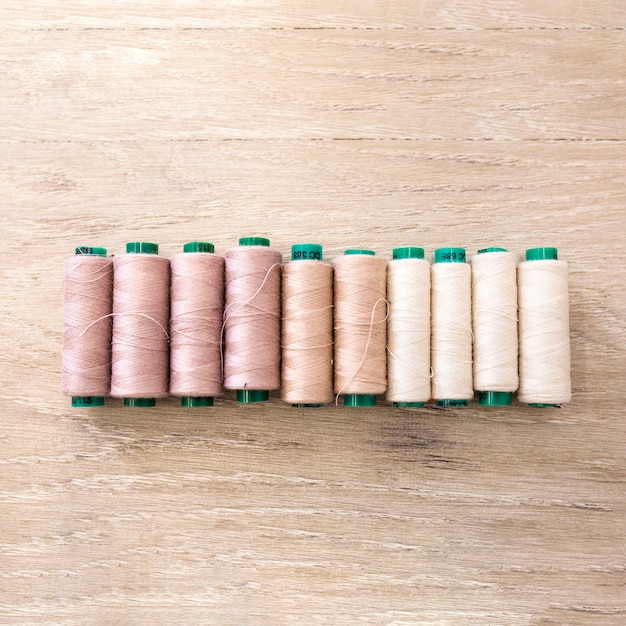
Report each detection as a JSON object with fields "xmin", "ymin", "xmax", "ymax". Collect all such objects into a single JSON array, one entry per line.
[
  {"xmin": 518, "ymin": 247, "xmax": 571, "ymax": 407},
  {"xmin": 386, "ymin": 247, "xmax": 431, "ymax": 407},
  {"xmin": 281, "ymin": 243, "xmax": 333, "ymax": 407},
  {"xmin": 223, "ymin": 236, "xmax": 282, "ymax": 403},
  {"xmin": 110, "ymin": 242, "xmax": 171, "ymax": 407},
  {"xmin": 169, "ymin": 241, "xmax": 224, "ymax": 407},
  {"xmin": 333, "ymin": 249, "xmax": 387, "ymax": 407},
  {"xmin": 470, "ymin": 247, "xmax": 519, "ymax": 407},
  {"xmin": 431, "ymin": 247, "xmax": 473, "ymax": 407},
  {"xmin": 62, "ymin": 246, "xmax": 113, "ymax": 408}
]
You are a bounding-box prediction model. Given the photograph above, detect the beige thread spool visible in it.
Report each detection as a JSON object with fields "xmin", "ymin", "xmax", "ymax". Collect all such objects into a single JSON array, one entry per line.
[
  {"xmin": 386, "ymin": 247, "xmax": 431, "ymax": 407},
  {"xmin": 169, "ymin": 242, "xmax": 224, "ymax": 407},
  {"xmin": 470, "ymin": 247, "xmax": 519, "ymax": 407},
  {"xmin": 431, "ymin": 247, "xmax": 473, "ymax": 407},
  {"xmin": 223, "ymin": 237, "xmax": 282, "ymax": 403},
  {"xmin": 62, "ymin": 246, "xmax": 113, "ymax": 408},
  {"xmin": 518, "ymin": 247, "xmax": 571, "ymax": 407},
  {"xmin": 110, "ymin": 242, "xmax": 170, "ymax": 407},
  {"xmin": 281, "ymin": 243, "xmax": 333, "ymax": 407},
  {"xmin": 333, "ymin": 249, "xmax": 387, "ymax": 407}
]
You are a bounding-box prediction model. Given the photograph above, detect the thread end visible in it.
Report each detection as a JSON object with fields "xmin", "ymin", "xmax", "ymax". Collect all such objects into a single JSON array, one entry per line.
[
  {"xmin": 479, "ymin": 391, "xmax": 512, "ymax": 406},
  {"xmin": 344, "ymin": 394, "xmax": 377, "ymax": 407},
  {"xmin": 71, "ymin": 396, "xmax": 105, "ymax": 407},
  {"xmin": 237, "ymin": 389, "xmax": 269, "ymax": 403},
  {"xmin": 124, "ymin": 398, "xmax": 156, "ymax": 407}
]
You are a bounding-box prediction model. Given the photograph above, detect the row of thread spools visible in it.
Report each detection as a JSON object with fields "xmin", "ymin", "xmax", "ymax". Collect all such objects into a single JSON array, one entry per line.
[{"xmin": 62, "ymin": 238, "xmax": 571, "ymax": 409}]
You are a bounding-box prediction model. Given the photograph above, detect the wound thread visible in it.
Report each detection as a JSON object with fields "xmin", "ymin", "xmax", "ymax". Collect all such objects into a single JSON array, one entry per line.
[
  {"xmin": 470, "ymin": 248, "xmax": 519, "ymax": 406},
  {"xmin": 110, "ymin": 242, "xmax": 170, "ymax": 406},
  {"xmin": 62, "ymin": 247, "xmax": 113, "ymax": 407},
  {"xmin": 223, "ymin": 238, "xmax": 282, "ymax": 402},
  {"xmin": 431, "ymin": 248, "xmax": 473, "ymax": 405},
  {"xmin": 281, "ymin": 244, "xmax": 334, "ymax": 406},
  {"xmin": 333, "ymin": 250, "xmax": 387, "ymax": 406},
  {"xmin": 169, "ymin": 242, "xmax": 224, "ymax": 406},
  {"xmin": 386, "ymin": 247, "xmax": 431, "ymax": 406},
  {"xmin": 518, "ymin": 248, "xmax": 571, "ymax": 406}
]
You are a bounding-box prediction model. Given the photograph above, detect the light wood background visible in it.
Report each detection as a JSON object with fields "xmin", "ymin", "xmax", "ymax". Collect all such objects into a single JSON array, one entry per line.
[{"xmin": 1, "ymin": 2, "xmax": 625, "ymax": 624}]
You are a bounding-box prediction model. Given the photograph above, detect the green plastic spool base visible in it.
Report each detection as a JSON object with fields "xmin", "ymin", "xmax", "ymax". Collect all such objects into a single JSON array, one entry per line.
[
  {"xmin": 526, "ymin": 247, "xmax": 558, "ymax": 261},
  {"xmin": 291, "ymin": 243, "xmax": 323, "ymax": 261},
  {"xmin": 478, "ymin": 247, "xmax": 508, "ymax": 254},
  {"xmin": 529, "ymin": 403, "xmax": 562, "ymax": 408},
  {"xmin": 479, "ymin": 391, "xmax": 512, "ymax": 406},
  {"xmin": 184, "ymin": 242, "xmax": 214, "ymax": 254},
  {"xmin": 434, "ymin": 248, "xmax": 466, "ymax": 263},
  {"xmin": 126, "ymin": 242, "xmax": 158, "ymax": 255},
  {"xmin": 181, "ymin": 396, "xmax": 214, "ymax": 407},
  {"xmin": 435, "ymin": 399, "xmax": 469, "ymax": 408},
  {"xmin": 344, "ymin": 249, "xmax": 375, "ymax": 256},
  {"xmin": 344, "ymin": 394, "xmax": 377, "ymax": 407},
  {"xmin": 124, "ymin": 398, "xmax": 156, "ymax": 407},
  {"xmin": 237, "ymin": 389, "xmax": 269, "ymax": 403},
  {"xmin": 394, "ymin": 401, "xmax": 425, "ymax": 408},
  {"xmin": 239, "ymin": 237, "xmax": 270, "ymax": 247},
  {"xmin": 72, "ymin": 396, "xmax": 105, "ymax": 408},
  {"xmin": 75, "ymin": 246, "xmax": 107, "ymax": 256},
  {"xmin": 392, "ymin": 247, "xmax": 424, "ymax": 260},
  {"xmin": 292, "ymin": 403, "xmax": 324, "ymax": 408}
]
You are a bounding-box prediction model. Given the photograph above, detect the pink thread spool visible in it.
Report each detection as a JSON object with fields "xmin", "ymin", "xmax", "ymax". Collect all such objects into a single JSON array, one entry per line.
[
  {"xmin": 110, "ymin": 242, "xmax": 170, "ymax": 407},
  {"xmin": 223, "ymin": 237, "xmax": 282, "ymax": 403},
  {"xmin": 169, "ymin": 242, "xmax": 224, "ymax": 407},
  {"xmin": 62, "ymin": 246, "xmax": 113, "ymax": 407}
]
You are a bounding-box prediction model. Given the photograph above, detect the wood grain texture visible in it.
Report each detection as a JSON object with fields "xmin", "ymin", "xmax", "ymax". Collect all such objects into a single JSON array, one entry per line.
[{"xmin": 1, "ymin": 2, "xmax": 625, "ymax": 624}]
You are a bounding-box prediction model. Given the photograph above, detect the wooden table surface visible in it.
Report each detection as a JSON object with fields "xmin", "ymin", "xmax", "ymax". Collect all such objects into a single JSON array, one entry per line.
[{"xmin": 1, "ymin": 2, "xmax": 625, "ymax": 624}]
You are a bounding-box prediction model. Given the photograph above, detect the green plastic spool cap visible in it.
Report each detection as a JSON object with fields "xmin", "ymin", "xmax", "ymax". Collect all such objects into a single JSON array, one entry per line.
[
  {"xmin": 344, "ymin": 249, "xmax": 375, "ymax": 256},
  {"xmin": 478, "ymin": 247, "xmax": 508, "ymax": 254},
  {"xmin": 126, "ymin": 242, "xmax": 158, "ymax": 255},
  {"xmin": 435, "ymin": 399, "xmax": 469, "ymax": 408},
  {"xmin": 393, "ymin": 401, "xmax": 425, "ymax": 408},
  {"xmin": 344, "ymin": 394, "xmax": 377, "ymax": 407},
  {"xmin": 434, "ymin": 248, "xmax": 466, "ymax": 263},
  {"xmin": 529, "ymin": 403, "xmax": 561, "ymax": 408},
  {"xmin": 291, "ymin": 243, "xmax": 323, "ymax": 261},
  {"xmin": 392, "ymin": 247, "xmax": 424, "ymax": 260},
  {"xmin": 237, "ymin": 389, "xmax": 269, "ymax": 403},
  {"xmin": 181, "ymin": 396, "xmax": 214, "ymax": 407},
  {"xmin": 479, "ymin": 391, "xmax": 512, "ymax": 406},
  {"xmin": 72, "ymin": 396, "xmax": 105, "ymax": 408},
  {"xmin": 124, "ymin": 398, "xmax": 156, "ymax": 407},
  {"xmin": 292, "ymin": 403, "xmax": 324, "ymax": 408},
  {"xmin": 239, "ymin": 237, "xmax": 270, "ymax": 247},
  {"xmin": 526, "ymin": 247, "xmax": 558, "ymax": 261},
  {"xmin": 75, "ymin": 246, "xmax": 107, "ymax": 256},
  {"xmin": 184, "ymin": 241, "xmax": 214, "ymax": 254}
]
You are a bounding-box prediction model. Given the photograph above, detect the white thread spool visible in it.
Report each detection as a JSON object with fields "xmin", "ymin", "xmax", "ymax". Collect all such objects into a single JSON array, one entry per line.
[
  {"xmin": 281, "ymin": 243, "xmax": 333, "ymax": 407},
  {"xmin": 431, "ymin": 247, "xmax": 473, "ymax": 406},
  {"xmin": 518, "ymin": 247, "xmax": 571, "ymax": 406},
  {"xmin": 169, "ymin": 242, "xmax": 224, "ymax": 407},
  {"xmin": 470, "ymin": 247, "xmax": 519, "ymax": 406},
  {"xmin": 386, "ymin": 247, "xmax": 431, "ymax": 407},
  {"xmin": 333, "ymin": 249, "xmax": 387, "ymax": 407}
]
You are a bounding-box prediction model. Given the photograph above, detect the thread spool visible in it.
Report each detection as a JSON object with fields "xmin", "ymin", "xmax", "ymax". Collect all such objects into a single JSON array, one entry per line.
[
  {"xmin": 62, "ymin": 246, "xmax": 113, "ymax": 407},
  {"xmin": 386, "ymin": 247, "xmax": 431, "ymax": 407},
  {"xmin": 518, "ymin": 247, "xmax": 571, "ymax": 407},
  {"xmin": 110, "ymin": 242, "xmax": 170, "ymax": 407},
  {"xmin": 333, "ymin": 249, "xmax": 387, "ymax": 407},
  {"xmin": 223, "ymin": 237, "xmax": 282, "ymax": 403},
  {"xmin": 281, "ymin": 243, "xmax": 333, "ymax": 407},
  {"xmin": 169, "ymin": 242, "xmax": 224, "ymax": 407},
  {"xmin": 470, "ymin": 247, "xmax": 519, "ymax": 406},
  {"xmin": 431, "ymin": 247, "xmax": 473, "ymax": 407}
]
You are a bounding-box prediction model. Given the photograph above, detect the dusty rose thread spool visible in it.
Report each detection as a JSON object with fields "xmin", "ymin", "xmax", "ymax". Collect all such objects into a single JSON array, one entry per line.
[
  {"xmin": 62, "ymin": 246, "xmax": 113, "ymax": 407},
  {"xmin": 431, "ymin": 247, "xmax": 473, "ymax": 407},
  {"xmin": 281, "ymin": 243, "xmax": 333, "ymax": 407},
  {"xmin": 110, "ymin": 242, "xmax": 170, "ymax": 407},
  {"xmin": 223, "ymin": 237, "xmax": 282, "ymax": 403},
  {"xmin": 169, "ymin": 242, "xmax": 225, "ymax": 407},
  {"xmin": 333, "ymin": 249, "xmax": 387, "ymax": 407}
]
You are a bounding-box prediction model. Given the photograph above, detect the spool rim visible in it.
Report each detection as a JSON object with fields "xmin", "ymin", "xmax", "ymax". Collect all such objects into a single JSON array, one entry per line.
[
  {"xmin": 434, "ymin": 248, "xmax": 466, "ymax": 263},
  {"xmin": 126, "ymin": 242, "xmax": 159, "ymax": 255},
  {"xmin": 183, "ymin": 242, "xmax": 214, "ymax": 253},
  {"xmin": 526, "ymin": 247, "xmax": 558, "ymax": 261},
  {"xmin": 239, "ymin": 237, "xmax": 270, "ymax": 247},
  {"xmin": 392, "ymin": 247, "xmax": 425, "ymax": 260}
]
